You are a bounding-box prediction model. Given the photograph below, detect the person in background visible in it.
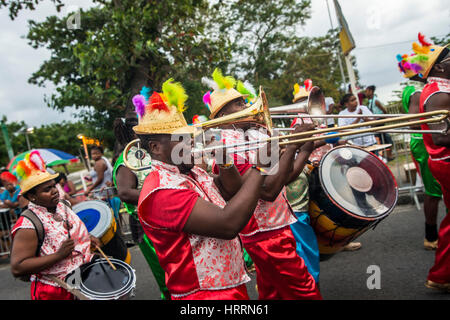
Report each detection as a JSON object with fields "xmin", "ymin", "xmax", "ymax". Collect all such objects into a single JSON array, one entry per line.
[
  {"xmin": 57, "ymin": 173, "xmax": 76, "ymax": 196},
  {"xmin": 338, "ymin": 94, "xmax": 377, "ymax": 148},
  {"xmin": 365, "ymin": 85, "xmax": 395, "ymax": 161},
  {"xmin": 325, "ymin": 96, "xmax": 338, "ymax": 128},
  {"xmin": 84, "ymin": 145, "xmax": 113, "ymax": 198},
  {"xmin": 0, "ymin": 171, "xmax": 22, "ymax": 219}
]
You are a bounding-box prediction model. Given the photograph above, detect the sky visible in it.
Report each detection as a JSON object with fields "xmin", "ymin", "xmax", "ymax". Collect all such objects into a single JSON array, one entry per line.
[{"xmin": 0, "ymin": 0, "xmax": 449, "ymax": 128}]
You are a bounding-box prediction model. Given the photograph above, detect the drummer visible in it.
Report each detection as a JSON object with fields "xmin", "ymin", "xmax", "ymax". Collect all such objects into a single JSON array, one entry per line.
[
  {"xmin": 135, "ymin": 79, "xmax": 267, "ymax": 300},
  {"xmin": 9, "ymin": 151, "xmax": 102, "ymax": 300},
  {"xmin": 402, "ymin": 34, "xmax": 450, "ymax": 291},
  {"xmin": 203, "ymin": 69, "xmax": 321, "ymax": 300}
]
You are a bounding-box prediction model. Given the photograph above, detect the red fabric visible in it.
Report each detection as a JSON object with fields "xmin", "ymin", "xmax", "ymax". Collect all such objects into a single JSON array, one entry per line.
[
  {"xmin": 243, "ymin": 227, "xmax": 322, "ymax": 300},
  {"xmin": 211, "ymin": 154, "xmax": 252, "ymax": 175},
  {"xmin": 141, "ymin": 188, "xmax": 198, "ymax": 231},
  {"xmin": 171, "ymin": 284, "xmax": 249, "ymax": 300},
  {"xmin": 419, "ymin": 81, "xmax": 450, "ymax": 161},
  {"xmin": 139, "ymin": 188, "xmax": 200, "ymax": 297},
  {"xmin": 31, "ymin": 281, "xmax": 74, "ymax": 300},
  {"xmin": 427, "ymin": 159, "xmax": 450, "ymax": 284}
]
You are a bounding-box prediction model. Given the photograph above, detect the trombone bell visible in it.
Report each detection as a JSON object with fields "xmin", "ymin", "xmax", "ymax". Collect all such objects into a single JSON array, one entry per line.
[{"xmin": 194, "ymin": 86, "xmax": 273, "ymax": 134}]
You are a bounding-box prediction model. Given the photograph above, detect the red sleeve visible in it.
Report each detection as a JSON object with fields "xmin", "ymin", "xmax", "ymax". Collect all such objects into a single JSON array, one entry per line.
[
  {"xmin": 212, "ymin": 154, "xmax": 252, "ymax": 176},
  {"xmin": 140, "ymin": 189, "xmax": 199, "ymax": 231}
]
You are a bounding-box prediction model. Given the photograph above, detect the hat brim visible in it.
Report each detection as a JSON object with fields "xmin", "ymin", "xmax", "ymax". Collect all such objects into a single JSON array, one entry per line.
[
  {"xmin": 210, "ymin": 91, "xmax": 247, "ymax": 119},
  {"xmin": 20, "ymin": 172, "xmax": 60, "ymax": 195}
]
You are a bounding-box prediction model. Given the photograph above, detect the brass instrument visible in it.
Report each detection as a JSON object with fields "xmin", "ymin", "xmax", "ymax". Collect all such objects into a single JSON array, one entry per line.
[{"xmin": 122, "ymin": 139, "xmax": 152, "ymax": 171}]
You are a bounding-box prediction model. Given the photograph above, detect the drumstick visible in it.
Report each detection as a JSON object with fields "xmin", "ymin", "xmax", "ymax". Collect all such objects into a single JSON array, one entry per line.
[{"xmin": 95, "ymin": 244, "xmax": 117, "ymax": 271}]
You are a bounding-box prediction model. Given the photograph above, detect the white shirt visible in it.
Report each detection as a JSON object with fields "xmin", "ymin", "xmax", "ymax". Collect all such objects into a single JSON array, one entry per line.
[
  {"xmin": 325, "ymin": 97, "xmax": 335, "ymax": 126},
  {"xmin": 338, "ymin": 105, "xmax": 377, "ymax": 147}
]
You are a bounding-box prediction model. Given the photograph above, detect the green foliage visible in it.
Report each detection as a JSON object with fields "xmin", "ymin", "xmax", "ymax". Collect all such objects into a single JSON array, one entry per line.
[
  {"xmin": 2, "ymin": 0, "xmax": 357, "ymax": 150},
  {"xmin": 0, "ymin": 116, "xmax": 89, "ymax": 166}
]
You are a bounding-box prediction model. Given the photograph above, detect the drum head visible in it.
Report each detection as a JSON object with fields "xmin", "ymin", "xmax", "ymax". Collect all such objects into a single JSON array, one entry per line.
[
  {"xmin": 80, "ymin": 258, "xmax": 136, "ymax": 300},
  {"xmin": 73, "ymin": 200, "xmax": 113, "ymax": 238},
  {"xmin": 318, "ymin": 146, "xmax": 398, "ymax": 220}
]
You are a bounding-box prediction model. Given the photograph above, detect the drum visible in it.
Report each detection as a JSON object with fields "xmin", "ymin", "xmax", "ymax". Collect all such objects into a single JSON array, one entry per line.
[
  {"xmin": 66, "ymin": 258, "xmax": 136, "ymax": 300},
  {"xmin": 308, "ymin": 146, "xmax": 398, "ymax": 260},
  {"xmin": 73, "ymin": 200, "xmax": 131, "ymax": 263}
]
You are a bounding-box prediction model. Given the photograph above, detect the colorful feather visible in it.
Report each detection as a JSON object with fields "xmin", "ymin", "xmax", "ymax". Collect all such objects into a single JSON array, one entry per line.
[
  {"xmin": 212, "ymin": 68, "xmax": 236, "ymax": 90},
  {"xmin": 29, "ymin": 151, "xmax": 46, "ymax": 171},
  {"xmin": 236, "ymin": 81, "xmax": 256, "ymax": 99},
  {"xmin": 398, "ymin": 62, "xmax": 406, "ymax": 73},
  {"xmin": 16, "ymin": 160, "xmax": 31, "ymax": 178},
  {"xmin": 203, "ymin": 91, "xmax": 212, "ymax": 111},
  {"xmin": 162, "ymin": 78, "xmax": 188, "ymax": 113},
  {"xmin": 139, "ymin": 86, "xmax": 152, "ymax": 103},
  {"xmin": 147, "ymin": 92, "xmax": 170, "ymax": 113},
  {"xmin": 0, "ymin": 171, "xmax": 17, "ymax": 184},
  {"xmin": 418, "ymin": 32, "xmax": 432, "ymax": 47},
  {"xmin": 396, "ymin": 54, "xmax": 403, "ymax": 62},
  {"xmin": 293, "ymin": 83, "xmax": 300, "ymax": 95},
  {"xmin": 304, "ymin": 79, "xmax": 313, "ymax": 92},
  {"xmin": 132, "ymin": 95, "xmax": 147, "ymax": 117},
  {"xmin": 201, "ymin": 77, "xmax": 219, "ymax": 91},
  {"xmin": 412, "ymin": 42, "xmax": 430, "ymax": 55},
  {"xmin": 410, "ymin": 63, "xmax": 423, "ymax": 73}
]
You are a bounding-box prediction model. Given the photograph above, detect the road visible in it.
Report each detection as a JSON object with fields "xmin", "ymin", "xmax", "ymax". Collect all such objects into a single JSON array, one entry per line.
[{"xmin": 0, "ymin": 201, "xmax": 448, "ymax": 301}]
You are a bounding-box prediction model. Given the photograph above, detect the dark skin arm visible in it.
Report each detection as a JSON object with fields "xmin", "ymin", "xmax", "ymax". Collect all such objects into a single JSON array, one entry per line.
[
  {"xmin": 10, "ymin": 229, "xmax": 75, "ymax": 278},
  {"xmin": 115, "ymin": 165, "xmax": 140, "ymax": 206},
  {"xmin": 213, "ymin": 165, "xmax": 243, "ymax": 201},
  {"xmin": 286, "ymin": 141, "xmax": 315, "ymax": 185},
  {"xmin": 241, "ymin": 124, "xmax": 315, "ymax": 202},
  {"xmin": 375, "ymin": 100, "xmax": 388, "ymax": 114},
  {"xmin": 183, "ymin": 169, "xmax": 265, "ymax": 240},
  {"xmin": 424, "ymin": 92, "xmax": 450, "ymax": 147},
  {"xmin": 85, "ymin": 160, "xmax": 107, "ymax": 195}
]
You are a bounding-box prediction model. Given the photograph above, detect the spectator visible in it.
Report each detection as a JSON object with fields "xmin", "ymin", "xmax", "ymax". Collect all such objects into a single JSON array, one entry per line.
[
  {"xmin": 365, "ymin": 85, "xmax": 395, "ymax": 161},
  {"xmin": 338, "ymin": 93, "xmax": 377, "ymax": 148}
]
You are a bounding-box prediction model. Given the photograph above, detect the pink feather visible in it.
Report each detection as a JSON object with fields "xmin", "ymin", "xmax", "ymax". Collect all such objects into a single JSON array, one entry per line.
[
  {"xmin": 29, "ymin": 151, "xmax": 45, "ymax": 171},
  {"xmin": 203, "ymin": 91, "xmax": 211, "ymax": 110}
]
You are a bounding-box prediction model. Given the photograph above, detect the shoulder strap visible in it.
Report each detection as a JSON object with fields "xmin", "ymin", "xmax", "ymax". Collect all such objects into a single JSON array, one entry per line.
[{"xmin": 20, "ymin": 209, "xmax": 45, "ymax": 256}]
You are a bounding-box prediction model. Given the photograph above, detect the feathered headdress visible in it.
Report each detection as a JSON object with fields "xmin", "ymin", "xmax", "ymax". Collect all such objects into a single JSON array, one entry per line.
[
  {"xmin": 293, "ymin": 79, "xmax": 313, "ymax": 103},
  {"xmin": 13, "ymin": 150, "xmax": 59, "ymax": 194},
  {"xmin": 236, "ymin": 80, "xmax": 257, "ymax": 104},
  {"xmin": 201, "ymin": 68, "xmax": 247, "ymax": 119},
  {"xmin": 132, "ymin": 79, "xmax": 193, "ymax": 135},
  {"xmin": 397, "ymin": 33, "xmax": 449, "ymax": 79}
]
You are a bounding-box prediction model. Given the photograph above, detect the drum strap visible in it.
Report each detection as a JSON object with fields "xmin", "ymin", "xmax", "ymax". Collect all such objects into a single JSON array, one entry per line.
[{"xmin": 19, "ymin": 209, "xmax": 45, "ymax": 257}]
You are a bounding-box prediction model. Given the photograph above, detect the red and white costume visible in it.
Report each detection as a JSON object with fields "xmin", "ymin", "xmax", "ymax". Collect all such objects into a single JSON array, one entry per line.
[
  {"xmin": 11, "ymin": 201, "xmax": 94, "ymax": 300},
  {"xmin": 419, "ymin": 76, "xmax": 450, "ymax": 285},
  {"xmin": 217, "ymin": 129, "xmax": 322, "ymax": 300},
  {"xmin": 137, "ymin": 160, "xmax": 251, "ymax": 299}
]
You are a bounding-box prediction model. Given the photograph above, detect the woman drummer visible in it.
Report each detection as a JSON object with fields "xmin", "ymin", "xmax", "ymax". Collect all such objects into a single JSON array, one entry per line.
[{"xmin": 9, "ymin": 151, "xmax": 101, "ymax": 300}]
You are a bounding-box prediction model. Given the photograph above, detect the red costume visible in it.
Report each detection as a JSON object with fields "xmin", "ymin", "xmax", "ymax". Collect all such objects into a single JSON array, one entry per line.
[
  {"xmin": 217, "ymin": 129, "xmax": 322, "ymax": 300},
  {"xmin": 137, "ymin": 160, "xmax": 251, "ymax": 299},
  {"xmin": 419, "ymin": 77, "xmax": 450, "ymax": 285}
]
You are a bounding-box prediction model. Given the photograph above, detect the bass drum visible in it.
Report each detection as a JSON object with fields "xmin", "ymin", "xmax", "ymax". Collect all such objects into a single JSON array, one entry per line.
[{"xmin": 308, "ymin": 146, "xmax": 398, "ymax": 260}]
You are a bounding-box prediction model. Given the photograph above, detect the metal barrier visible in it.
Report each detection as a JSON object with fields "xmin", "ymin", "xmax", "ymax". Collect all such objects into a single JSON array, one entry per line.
[{"xmin": 0, "ymin": 208, "xmax": 13, "ymax": 257}]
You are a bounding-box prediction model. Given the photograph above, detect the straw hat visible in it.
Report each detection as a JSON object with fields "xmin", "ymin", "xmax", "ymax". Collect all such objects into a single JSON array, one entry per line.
[
  {"xmin": 293, "ymin": 79, "xmax": 313, "ymax": 103},
  {"xmin": 201, "ymin": 68, "xmax": 248, "ymax": 119},
  {"xmin": 397, "ymin": 33, "xmax": 449, "ymax": 79},
  {"xmin": 132, "ymin": 79, "xmax": 194, "ymax": 135},
  {"xmin": 13, "ymin": 151, "xmax": 59, "ymax": 194}
]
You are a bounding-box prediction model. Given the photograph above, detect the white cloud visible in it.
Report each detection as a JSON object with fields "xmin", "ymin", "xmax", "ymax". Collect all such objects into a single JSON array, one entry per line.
[{"xmin": 0, "ymin": 0, "xmax": 448, "ymax": 127}]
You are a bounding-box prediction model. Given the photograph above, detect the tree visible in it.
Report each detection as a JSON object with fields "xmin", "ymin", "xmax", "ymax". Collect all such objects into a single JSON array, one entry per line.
[{"xmin": 2, "ymin": 0, "xmax": 232, "ymax": 148}]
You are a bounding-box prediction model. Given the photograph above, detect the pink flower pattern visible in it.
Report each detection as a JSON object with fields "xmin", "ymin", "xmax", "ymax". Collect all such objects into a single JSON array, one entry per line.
[
  {"xmin": 11, "ymin": 202, "xmax": 93, "ymax": 286},
  {"xmin": 221, "ymin": 129, "xmax": 297, "ymax": 237},
  {"xmin": 147, "ymin": 161, "xmax": 250, "ymax": 291}
]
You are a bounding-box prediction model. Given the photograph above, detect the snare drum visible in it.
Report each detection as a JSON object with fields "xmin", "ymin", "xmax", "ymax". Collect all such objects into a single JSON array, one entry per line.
[
  {"xmin": 73, "ymin": 200, "xmax": 131, "ymax": 263},
  {"xmin": 308, "ymin": 146, "xmax": 398, "ymax": 260},
  {"xmin": 66, "ymin": 258, "xmax": 136, "ymax": 300}
]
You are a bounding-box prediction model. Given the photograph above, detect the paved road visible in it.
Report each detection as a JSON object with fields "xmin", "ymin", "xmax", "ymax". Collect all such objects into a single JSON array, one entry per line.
[{"xmin": 0, "ymin": 201, "xmax": 448, "ymax": 300}]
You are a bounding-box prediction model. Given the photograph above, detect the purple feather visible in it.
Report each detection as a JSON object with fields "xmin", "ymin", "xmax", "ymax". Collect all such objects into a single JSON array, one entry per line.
[
  {"xmin": 132, "ymin": 95, "xmax": 146, "ymax": 117},
  {"xmin": 410, "ymin": 63, "xmax": 423, "ymax": 73},
  {"xmin": 398, "ymin": 62, "xmax": 406, "ymax": 73}
]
